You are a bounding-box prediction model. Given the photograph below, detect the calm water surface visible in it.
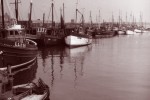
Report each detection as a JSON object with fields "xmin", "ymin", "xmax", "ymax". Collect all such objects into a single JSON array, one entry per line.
[{"xmin": 36, "ymin": 34, "xmax": 150, "ymax": 100}]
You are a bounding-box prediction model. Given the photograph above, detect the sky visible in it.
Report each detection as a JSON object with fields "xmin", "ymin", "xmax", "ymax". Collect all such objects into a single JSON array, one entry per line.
[{"xmin": 3, "ymin": 0, "xmax": 150, "ymax": 23}]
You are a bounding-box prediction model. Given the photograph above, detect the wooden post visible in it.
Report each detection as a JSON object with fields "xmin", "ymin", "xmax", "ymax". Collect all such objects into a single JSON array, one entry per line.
[{"xmin": 7, "ymin": 65, "xmax": 12, "ymax": 75}]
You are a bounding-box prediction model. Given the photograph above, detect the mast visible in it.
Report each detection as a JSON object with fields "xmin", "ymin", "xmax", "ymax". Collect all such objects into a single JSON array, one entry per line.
[
  {"xmin": 1, "ymin": 0, "xmax": 5, "ymax": 29},
  {"xmin": 10, "ymin": 0, "xmax": 21, "ymax": 23},
  {"xmin": 81, "ymin": 14, "xmax": 84, "ymax": 27},
  {"xmin": 75, "ymin": 0, "xmax": 78, "ymax": 25},
  {"xmin": 52, "ymin": 0, "xmax": 54, "ymax": 28},
  {"xmin": 43, "ymin": 13, "xmax": 45, "ymax": 27},
  {"xmin": 90, "ymin": 11, "xmax": 92, "ymax": 26},
  {"xmin": 140, "ymin": 12, "xmax": 143, "ymax": 27},
  {"xmin": 29, "ymin": 0, "xmax": 33, "ymax": 28},
  {"xmin": 126, "ymin": 12, "xmax": 127, "ymax": 25},
  {"xmin": 98, "ymin": 10, "xmax": 101, "ymax": 29},
  {"xmin": 60, "ymin": 8, "xmax": 63, "ymax": 29},
  {"xmin": 112, "ymin": 12, "xmax": 114, "ymax": 25},
  {"xmin": 15, "ymin": 0, "xmax": 19, "ymax": 22},
  {"xmin": 118, "ymin": 10, "xmax": 121, "ymax": 27},
  {"xmin": 63, "ymin": 3, "xmax": 65, "ymax": 23}
]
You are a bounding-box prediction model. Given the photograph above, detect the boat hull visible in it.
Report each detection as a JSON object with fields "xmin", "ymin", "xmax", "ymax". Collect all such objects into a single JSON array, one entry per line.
[
  {"xmin": 0, "ymin": 42, "xmax": 37, "ymax": 69},
  {"xmin": 65, "ymin": 34, "xmax": 92, "ymax": 47},
  {"xmin": 41, "ymin": 35, "xmax": 65, "ymax": 46},
  {"xmin": 126, "ymin": 30, "xmax": 135, "ymax": 35},
  {"xmin": 118, "ymin": 30, "xmax": 126, "ymax": 35},
  {"xmin": 134, "ymin": 29, "xmax": 143, "ymax": 33}
]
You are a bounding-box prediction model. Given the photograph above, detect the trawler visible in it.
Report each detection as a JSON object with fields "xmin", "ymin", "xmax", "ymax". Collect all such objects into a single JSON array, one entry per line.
[{"xmin": 0, "ymin": 0, "xmax": 37, "ymax": 70}]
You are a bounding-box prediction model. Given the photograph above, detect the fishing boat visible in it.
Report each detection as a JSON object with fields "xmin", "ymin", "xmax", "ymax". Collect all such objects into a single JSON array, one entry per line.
[
  {"xmin": 134, "ymin": 29, "xmax": 143, "ymax": 33},
  {"xmin": 41, "ymin": 1, "xmax": 65, "ymax": 46},
  {"xmin": 41, "ymin": 28, "xmax": 65, "ymax": 46},
  {"xmin": 117, "ymin": 27, "xmax": 126, "ymax": 35},
  {"xmin": 25, "ymin": 1, "xmax": 47, "ymax": 46},
  {"xmin": 0, "ymin": 0, "xmax": 37, "ymax": 69},
  {"xmin": 126, "ymin": 29, "xmax": 135, "ymax": 35},
  {"xmin": 26, "ymin": 27, "xmax": 47, "ymax": 46},
  {"xmin": 65, "ymin": 27, "xmax": 92, "ymax": 47},
  {"xmin": 93, "ymin": 24, "xmax": 117, "ymax": 38},
  {"xmin": 65, "ymin": 8, "xmax": 92, "ymax": 47},
  {"xmin": 117, "ymin": 30, "xmax": 126, "ymax": 35}
]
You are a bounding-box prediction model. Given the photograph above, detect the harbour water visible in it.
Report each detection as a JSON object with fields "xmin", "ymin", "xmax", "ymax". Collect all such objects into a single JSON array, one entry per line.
[
  {"xmin": 33, "ymin": 33, "xmax": 150, "ymax": 100},
  {"xmin": 2, "ymin": 33, "xmax": 150, "ymax": 100}
]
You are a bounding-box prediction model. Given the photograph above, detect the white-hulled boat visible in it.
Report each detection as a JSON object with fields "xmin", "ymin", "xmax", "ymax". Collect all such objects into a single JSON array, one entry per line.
[
  {"xmin": 134, "ymin": 28, "xmax": 149, "ymax": 34},
  {"xmin": 65, "ymin": 6, "xmax": 92, "ymax": 47},
  {"xmin": 126, "ymin": 30, "xmax": 135, "ymax": 35},
  {"xmin": 134, "ymin": 29, "xmax": 143, "ymax": 33},
  {"xmin": 65, "ymin": 27, "xmax": 92, "ymax": 47}
]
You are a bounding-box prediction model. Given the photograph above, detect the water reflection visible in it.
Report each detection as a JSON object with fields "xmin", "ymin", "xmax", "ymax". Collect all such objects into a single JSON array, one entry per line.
[
  {"xmin": 34, "ymin": 34, "xmax": 150, "ymax": 100},
  {"xmin": 38, "ymin": 46, "xmax": 66, "ymax": 86},
  {"xmin": 65, "ymin": 46, "xmax": 92, "ymax": 87}
]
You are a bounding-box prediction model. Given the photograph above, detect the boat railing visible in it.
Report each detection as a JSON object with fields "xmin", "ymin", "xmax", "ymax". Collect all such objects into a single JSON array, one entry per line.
[
  {"xmin": 13, "ymin": 39, "xmax": 37, "ymax": 48},
  {"xmin": 0, "ymin": 57, "xmax": 37, "ymax": 71},
  {"xmin": 25, "ymin": 39, "xmax": 37, "ymax": 48}
]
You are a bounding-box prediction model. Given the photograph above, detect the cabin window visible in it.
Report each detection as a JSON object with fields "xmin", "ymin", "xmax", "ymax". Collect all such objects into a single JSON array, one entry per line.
[
  {"xmin": 47, "ymin": 30, "xmax": 52, "ymax": 35},
  {"xmin": 15, "ymin": 31, "xmax": 19, "ymax": 35},
  {"xmin": 10, "ymin": 31, "xmax": 14, "ymax": 35},
  {"xmin": 32, "ymin": 29, "xmax": 36, "ymax": 35}
]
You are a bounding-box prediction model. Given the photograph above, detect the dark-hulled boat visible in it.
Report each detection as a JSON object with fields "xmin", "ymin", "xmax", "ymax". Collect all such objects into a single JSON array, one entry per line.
[
  {"xmin": 40, "ymin": 1, "xmax": 65, "ymax": 46},
  {"xmin": 26, "ymin": 27, "xmax": 47, "ymax": 46},
  {"xmin": 92, "ymin": 25, "xmax": 117, "ymax": 38},
  {"xmin": 0, "ymin": 0, "xmax": 38, "ymax": 70},
  {"xmin": 25, "ymin": 1, "xmax": 48, "ymax": 46},
  {"xmin": 41, "ymin": 28, "xmax": 65, "ymax": 46}
]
